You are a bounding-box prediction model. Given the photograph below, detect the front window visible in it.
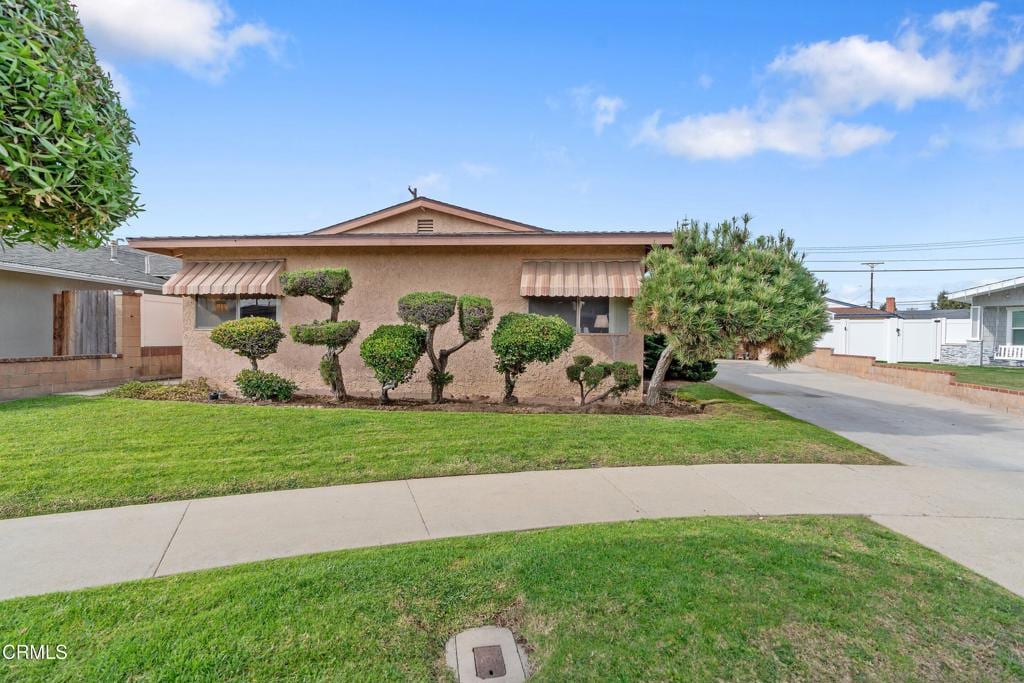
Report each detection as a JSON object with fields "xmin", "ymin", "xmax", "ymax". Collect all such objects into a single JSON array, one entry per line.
[
  {"xmin": 528, "ymin": 297, "xmax": 629, "ymax": 334},
  {"xmin": 195, "ymin": 296, "xmax": 279, "ymax": 329},
  {"xmin": 1011, "ymin": 309, "xmax": 1024, "ymax": 346}
]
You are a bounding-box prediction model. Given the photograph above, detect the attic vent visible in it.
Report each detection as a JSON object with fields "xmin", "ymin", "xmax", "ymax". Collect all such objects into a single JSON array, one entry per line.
[{"xmin": 416, "ymin": 218, "xmax": 434, "ymax": 233}]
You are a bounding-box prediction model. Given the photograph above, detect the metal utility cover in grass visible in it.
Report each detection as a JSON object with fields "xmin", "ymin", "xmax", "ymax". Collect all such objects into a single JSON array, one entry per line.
[{"xmin": 445, "ymin": 626, "xmax": 528, "ymax": 682}]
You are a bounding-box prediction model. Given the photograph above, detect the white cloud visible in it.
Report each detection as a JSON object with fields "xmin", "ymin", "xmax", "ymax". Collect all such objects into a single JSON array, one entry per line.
[
  {"xmin": 635, "ymin": 13, "xmax": 1014, "ymax": 160},
  {"xmin": 76, "ymin": 0, "xmax": 279, "ymax": 81},
  {"xmin": 570, "ymin": 85, "xmax": 625, "ymax": 134},
  {"xmin": 1003, "ymin": 42, "xmax": 1024, "ymax": 73},
  {"xmin": 924, "ymin": 128, "xmax": 952, "ymax": 154},
  {"xmin": 768, "ymin": 35, "xmax": 975, "ymax": 111},
  {"xmin": 696, "ymin": 73, "xmax": 714, "ymax": 89},
  {"xmin": 98, "ymin": 60, "xmax": 133, "ymax": 107},
  {"xmin": 931, "ymin": 2, "xmax": 998, "ymax": 34},
  {"xmin": 410, "ymin": 172, "xmax": 448, "ymax": 194},
  {"xmin": 460, "ymin": 162, "xmax": 496, "ymax": 178},
  {"xmin": 592, "ymin": 95, "xmax": 625, "ymax": 134},
  {"xmin": 636, "ymin": 105, "xmax": 892, "ymax": 159},
  {"xmin": 825, "ymin": 122, "xmax": 895, "ymax": 155}
]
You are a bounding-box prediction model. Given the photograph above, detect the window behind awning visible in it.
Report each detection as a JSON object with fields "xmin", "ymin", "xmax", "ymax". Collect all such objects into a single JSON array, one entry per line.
[
  {"xmin": 520, "ymin": 260, "xmax": 642, "ymax": 297},
  {"xmin": 162, "ymin": 260, "xmax": 284, "ymax": 296}
]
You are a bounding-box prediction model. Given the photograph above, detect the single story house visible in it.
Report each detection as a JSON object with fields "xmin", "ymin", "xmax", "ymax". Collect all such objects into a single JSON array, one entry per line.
[
  {"xmin": 129, "ymin": 197, "xmax": 673, "ymax": 401},
  {"xmin": 825, "ymin": 297, "xmax": 898, "ymax": 320},
  {"xmin": 0, "ymin": 243, "xmax": 182, "ymax": 358},
  {"xmin": 944, "ymin": 275, "xmax": 1024, "ymax": 367}
]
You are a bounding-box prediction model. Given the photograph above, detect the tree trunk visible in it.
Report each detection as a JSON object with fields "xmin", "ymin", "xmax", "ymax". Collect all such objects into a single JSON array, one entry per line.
[
  {"xmin": 325, "ymin": 351, "xmax": 347, "ymax": 401},
  {"xmin": 249, "ymin": 358, "xmax": 259, "ymax": 371},
  {"xmin": 428, "ymin": 353, "xmax": 448, "ymax": 404},
  {"xmin": 645, "ymin": 344, "xmax": 675, "ymax": 406},
  {"xmin": 379, "ymin": 384, "xmax": 391, "ymax": 404},
  {"xmin": 502, "ymin": 371, "xmax": 518, "ymax": 405}
]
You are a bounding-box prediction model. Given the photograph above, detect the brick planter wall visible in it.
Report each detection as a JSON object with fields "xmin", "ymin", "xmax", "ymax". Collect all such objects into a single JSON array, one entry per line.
[
  {"xmin": 802, "ymin": 348, "xmax": 1024, "ymax": 417},
  {"xmin": 0, "ymin": 294, "xmax": 182, "ymax": 401}
]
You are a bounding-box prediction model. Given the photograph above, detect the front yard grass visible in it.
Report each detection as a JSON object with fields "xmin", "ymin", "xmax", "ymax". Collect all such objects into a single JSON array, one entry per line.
[
  {"xmin": 0, "ymin": 384, "xmax": 888, "ymax": 519},
  {"xmin": 2, "ymin": 516, "xmax": 1022, "ymax": 681},
  {"xmin": 896, "ymin": 362, "xmax": 1024, "ymax": 391}
]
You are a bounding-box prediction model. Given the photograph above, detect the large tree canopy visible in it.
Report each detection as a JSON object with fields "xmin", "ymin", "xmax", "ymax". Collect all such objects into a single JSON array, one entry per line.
[
  {"xmin": 0, "ymin": 0, "xmax": 140, "ymax": 248},
  {"xmin": 634, "ymin": 216, "xmax": 830, "ymax": 405}
]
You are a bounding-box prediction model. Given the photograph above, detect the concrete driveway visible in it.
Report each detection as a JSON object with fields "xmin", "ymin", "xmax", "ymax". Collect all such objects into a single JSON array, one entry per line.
[{"xmin": 713, "ymin": 360, "xmax": 1024, "ymax": 471}]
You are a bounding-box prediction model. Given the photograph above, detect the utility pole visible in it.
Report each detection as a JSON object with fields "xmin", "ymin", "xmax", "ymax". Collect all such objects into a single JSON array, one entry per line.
[{"xmin": 862, "ymin": 262, "xmax": 884, "ymax": 308}]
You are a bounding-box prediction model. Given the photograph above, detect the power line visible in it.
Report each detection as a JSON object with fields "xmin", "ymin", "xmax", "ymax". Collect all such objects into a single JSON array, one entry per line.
[
  {"xmin": 803, "ymin": 235, "xmax": 1024, "ymax": 252},
  {"xmin": 812, "ymin": 266, "xmax": 1024, "ymax": 273},
  {"xmin": 807, "ymin": 256, "xmax": 1024, "ymax": 263}
]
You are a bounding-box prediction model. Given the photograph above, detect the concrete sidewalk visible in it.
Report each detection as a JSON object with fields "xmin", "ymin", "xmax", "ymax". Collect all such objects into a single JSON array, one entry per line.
[{"xmin": 3, "ymin": 463, "xmax": 1024, "ymax": 600}]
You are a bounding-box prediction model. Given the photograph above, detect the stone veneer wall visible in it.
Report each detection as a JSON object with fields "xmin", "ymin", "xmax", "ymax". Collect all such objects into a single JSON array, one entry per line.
[
  {"xmin": 0, "ymin": 294, "xmax": 182, "ymax": 401},
  {"xmin": 939, "ymin": 341, "xmax": 982, "ymax": 366},
  {"xmin": 802, "ymin": 347, "xmax": 1024, "ymax": 417}
]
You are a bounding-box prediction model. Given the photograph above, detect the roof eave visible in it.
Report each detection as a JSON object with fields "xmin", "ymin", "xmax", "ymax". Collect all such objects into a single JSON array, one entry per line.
[{"xmin": 0, "ymin": 261, "xmax": 166, "ymax": 291}]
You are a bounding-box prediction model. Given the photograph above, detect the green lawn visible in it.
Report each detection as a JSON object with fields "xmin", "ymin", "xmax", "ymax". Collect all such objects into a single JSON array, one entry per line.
[
  {"xmin": 2, "ymin": 517, "xmax": 1021, "ymax": 681},
  {"xmin": 0, "ymin": 385, "xmax": 887, "ymax": 519},
  {"xmin": 897, "ymin": 363, "xmax": 1024, "ymax": 391}
]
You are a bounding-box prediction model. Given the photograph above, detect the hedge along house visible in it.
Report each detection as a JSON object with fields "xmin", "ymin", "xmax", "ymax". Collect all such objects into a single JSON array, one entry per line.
[{"xmin": 129, "ymin": 197, "xmax": 673, "ymax": 401}]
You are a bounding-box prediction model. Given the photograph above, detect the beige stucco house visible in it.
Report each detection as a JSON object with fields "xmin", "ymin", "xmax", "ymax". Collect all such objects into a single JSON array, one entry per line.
[{"xmin": 129, "ymin": 197, "xmax": 673, "ymax": 401}]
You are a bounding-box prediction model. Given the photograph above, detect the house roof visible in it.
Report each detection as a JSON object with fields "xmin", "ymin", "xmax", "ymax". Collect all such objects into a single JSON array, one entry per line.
[
  {"xmin": 127, "ymin": 197, "xmax": 675, "ymax": 255},
  {"xmin": 824, "ymin": 296, "xmax": 863, "ymax": 308},
  {"xmin": 948, "ymin": 274, "xmax": 1024, "ymax": 302},
  {"xmin": 308, "ymin": 196, "xmax": 550, "ymax": 234},
  {"xmin": 0, "ymin": 243, "xmax": 181, "ymax": 291},
  {"xmin": 128, "ymin": 230, "xmax": 675, "ymax": 255}
]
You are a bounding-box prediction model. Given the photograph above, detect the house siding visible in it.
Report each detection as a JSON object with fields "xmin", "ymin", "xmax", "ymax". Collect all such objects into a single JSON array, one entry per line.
[{"xmin": 176, "ymin": 244, "xmax": 647, "ymax": 402}]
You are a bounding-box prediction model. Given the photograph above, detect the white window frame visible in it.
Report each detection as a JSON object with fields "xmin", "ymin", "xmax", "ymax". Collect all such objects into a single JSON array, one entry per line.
[
  {"xmin": 969, "ymin": 305, "xmax": 982, "ymax": 341},
  {"xmin": 1008, "ymin": 307, "xmax": 1024, "ymax": 346},
  {"xmin": 195, "ymin": 295, "xmax": 280, "ymax": 330}
]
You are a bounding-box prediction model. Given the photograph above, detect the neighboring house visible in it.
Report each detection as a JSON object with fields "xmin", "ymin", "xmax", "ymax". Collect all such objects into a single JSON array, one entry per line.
[
  {"xmin": 826, "ymin": 297, "xmax": 898, "ymax": 320},
  {"xmin": 0, "ymin": 243, "xmax": 182, "ymax": 358},
  {"xmin": 129, "ymin": 196, "xmax": 673, "ymax": 401},
  {"xmin": 945, "ymin": 275, "xmax": 1024, "ymax": 367}
]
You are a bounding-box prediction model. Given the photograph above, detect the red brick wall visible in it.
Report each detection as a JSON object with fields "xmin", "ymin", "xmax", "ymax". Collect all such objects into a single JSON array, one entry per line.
[{"xmin": 802, "ymin": 348, "xmax": 1024, "ymax": 417}]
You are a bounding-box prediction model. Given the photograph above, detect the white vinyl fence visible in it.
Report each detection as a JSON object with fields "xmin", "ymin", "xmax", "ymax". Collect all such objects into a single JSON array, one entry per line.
[{"xmin": 818, "ymin": 317, "xmax": 971, "ymax": 363}]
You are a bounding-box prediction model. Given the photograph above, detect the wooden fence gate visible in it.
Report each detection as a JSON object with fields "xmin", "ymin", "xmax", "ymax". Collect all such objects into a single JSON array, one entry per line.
[{"xmin": 52, "ymin": 290, "xmax": 117, "ymax": 356}]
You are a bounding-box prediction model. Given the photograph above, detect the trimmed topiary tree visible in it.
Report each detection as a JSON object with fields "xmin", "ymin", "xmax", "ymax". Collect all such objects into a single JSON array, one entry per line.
[
  {"xmin": 566, "ymin": 355, "xmax": 641, "ymax": 407},
  {"xmin": 1, "ymin": 0, "xmax": 141, "ymax": 248},
  {"xmin": 209, "ymin": 317, "xmax": 286, "ymax": 371},
  {"xmin": 359, "ymin": 324, "xmax": 427, "ymax": 404},
  {"xmin": 398, "ymin": 291, "xmax": 494, "ymax": 403},
  {"xmin": 279, "ymin": 268, "xmax": 360, "ymax": 401},
  {"xmin": 491, "ymin": 312, "xmax": 574, "ymax": 405}
]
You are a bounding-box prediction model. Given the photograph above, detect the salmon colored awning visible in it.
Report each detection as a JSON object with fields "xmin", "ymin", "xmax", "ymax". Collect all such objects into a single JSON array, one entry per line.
[
  {"xmin": 162, "ymin": 260, "xmax": 284, "ymax": 296},
  {"xmin": 520, "ymin": 260, "xmax": 642, "ymax": 297}
]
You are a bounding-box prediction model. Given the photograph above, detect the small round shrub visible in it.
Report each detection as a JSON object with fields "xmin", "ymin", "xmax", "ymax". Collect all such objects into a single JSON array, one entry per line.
[
  {"xmin": 492, "ymin": 312, "xmax": 575, "ymax": 404},
  {"xmin": 398, "ymin": 291, "xmax": 457, "ymax": 327},
  {"xmin": 210, "ymin": 317, "xmax": 286, "ymax": 370},
  {"xmin": 359, "ymin": 324, "xmax": 427, "ymax": 402},
  {"xmin": 234, "ymin": 369, "xmax": 297, "ymax": 402}
]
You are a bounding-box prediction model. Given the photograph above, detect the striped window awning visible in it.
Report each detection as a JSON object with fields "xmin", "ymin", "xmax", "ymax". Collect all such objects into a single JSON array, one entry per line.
[
  {"xmin": 162, "ymin": 260, "xmax": 284, "ymax": 296},
  {"xmin": 520, "ymin": 260, "xmax": 643, "ymax": 297}
]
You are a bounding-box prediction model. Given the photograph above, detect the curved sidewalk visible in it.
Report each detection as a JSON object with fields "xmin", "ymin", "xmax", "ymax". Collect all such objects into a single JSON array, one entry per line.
[{"xmin": 3, "ymin": 463, "xmax": 1024, "ymax": 601}]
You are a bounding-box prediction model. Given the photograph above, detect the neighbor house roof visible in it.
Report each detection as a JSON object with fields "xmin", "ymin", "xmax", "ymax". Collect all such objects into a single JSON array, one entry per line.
[
  {"xmin": 948, "ymin": 274, "xmax": 1024, "ymax": 302},
  {"xmin": 898, "ymin": 309, "xmax": 971, "ymax": 319},
  {"xmin": 828, "ymin": 306, "xmax": 897, "ymax": 319},
  {"xmin": 0, "ymin": 243, "xmax": 181, "ymax": 291}
]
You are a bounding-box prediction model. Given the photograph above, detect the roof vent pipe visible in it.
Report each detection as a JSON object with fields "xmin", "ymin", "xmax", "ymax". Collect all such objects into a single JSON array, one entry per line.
[
  {"xmin": 109, "ymin": 239, "xmax": 119, "ymax": 261},
  {"xmin": 144, "ymin": 254, "xmax": 151, "ymax": 274}
]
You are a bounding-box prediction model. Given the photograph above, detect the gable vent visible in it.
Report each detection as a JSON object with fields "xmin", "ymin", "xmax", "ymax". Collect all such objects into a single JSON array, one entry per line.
[{"xmin": 416, "ymin": 218, "xmax": 434, "ymax": 233}]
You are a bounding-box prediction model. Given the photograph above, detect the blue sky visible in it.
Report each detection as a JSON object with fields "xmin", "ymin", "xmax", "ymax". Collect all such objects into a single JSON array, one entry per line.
[{"xmin": 77, "ymin": 0, "xmax": 1024, "ymax": 307}]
